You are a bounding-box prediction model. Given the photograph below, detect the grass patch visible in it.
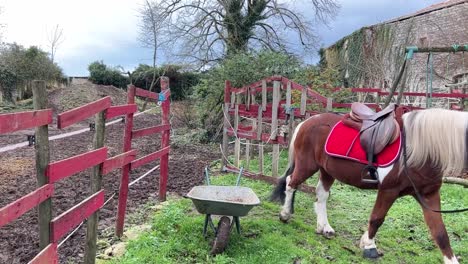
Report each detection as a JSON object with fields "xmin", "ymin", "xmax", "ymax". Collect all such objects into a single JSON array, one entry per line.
[{"xmin": 112, "ymin": 169, "xmax": 467, "ymax": 263}]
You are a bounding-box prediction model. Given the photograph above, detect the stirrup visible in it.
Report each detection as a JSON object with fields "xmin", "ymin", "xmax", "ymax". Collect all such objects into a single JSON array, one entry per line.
[{"xmin": 361, "ymin": 165, "xmax": 379, "ymax": 184}]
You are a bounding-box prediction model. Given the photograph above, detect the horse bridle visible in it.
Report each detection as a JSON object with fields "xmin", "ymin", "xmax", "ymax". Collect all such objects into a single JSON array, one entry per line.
[{"xmin": 402, "ymin": 128, "xmax": 468, "ymax": 213}]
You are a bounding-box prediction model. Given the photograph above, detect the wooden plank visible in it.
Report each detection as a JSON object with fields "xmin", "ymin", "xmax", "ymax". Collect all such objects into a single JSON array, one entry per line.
[
  {"xmin": 326, "ymin": 98, "xmax": 333, "ymax": 112},
  {"xmin": 258, "ymin": 145, "xmax": 264, "ymax": 175},
  {"xmin": 0, "ymin": 184, "xmax": 54, "ymax": 227},
  {"xmin": 261, "ymin": 80, "xmax": 267, "ymax": 111},
  {"xmin": 229, "ymin": 104, "xmax": 320, "ymax": 120},
  {"xmin": 134, "ymin": 87, "xmax": 158, "ymax": 100},
  {"xmin": 159, "ymin": 77, "xmax": 171, "ymax": 202},
  {"xmin": 246, "ymin": 88, "xmax": 251, "ymax": 111},
  {"xmin": 32, "ymin": 81, "xmax": 52, "ymax": 249},
  {"xmin": 57, "ymin": 96, "xmax": 111, "ymax": 129},
  {"xmin": 222, "ymin": 81, "xmax": 232, "ymax": 168},
  {"xmin": 116, "ymin": 85, "xmax": 136, "ymax": 237},
  {"xmin": 0, "ymin": 109, "xmax": 52, "ymax": 134},
  {"xmin": 85, "ymin": 109, "xmax": 106, "ymax": 263},
  {"xmin": 130, "ymin": 146, "xmax": 170, "ymax": 170},
  {"xmin": 234, "ymin": 104, "xmax": 240, "ymax": 167},
  {"xmin": 46, "ymin": 147, "xmax": 108, "ymax": 183},
  {"xmin": 50, "ymin": 190, "xmax": 105, "ymax": 243},
  {"xmin": 222, "ymin": 103, "xmax": 230, "ymax": 168},
  {"xmin": 224, "ymin": 81, "xmax": 231, "ymax": 103},
  {"xmin": 300, "ymin": 87, "xmax": 307, "ymax": 115},
  {"xmin": 230, "ymin": 92, "xmax": 235, "ymax": 108},
  {"xmin": 306, "ymin": 88, "xmax": 327, "ymax": 104},
  {"xmin": 286, "ymin": 81, "xmax": 292, "ymax": 110},
  {"xmin": 378, "ymin": 91, "xmax": 468, "ymax": 98},
  {"xmin": 227, "ymin": 129, "xmax": 288, "ymax": 145},
  {"xmin": 102, "ymin": 150, "xmax": 138, "ymax": 175},
  {"xmin": 257, "ymin": 106, "xmax": 263, "ymax": 140},
  {"xmin": 105, "ymin": 104, "xmax": 137, "ymax": 119},
  {"xmin": 132, "ymin": 124, "xmax": 171, "ymax": 138},
  {"xmin": 272, "ymin": 144, "xmax": 280, "ymax": 177},
  {"xmin": 270, "ymin": 81, "xmax": 280, "ymax": 140},
  {"xmin": 28, "ymin": 243, "xmax": 58, "ymax": 264}
]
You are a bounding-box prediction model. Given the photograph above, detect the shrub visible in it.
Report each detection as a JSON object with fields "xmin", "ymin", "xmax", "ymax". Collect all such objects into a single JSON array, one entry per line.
[
  {"xmin": 88, "ymin": 61, "xmax": 129, "ymax": 88},
  {"xmin": 131, "ymin": 64, "xmax": 199, "ymax": 100},
  {"xmin": 192, "ymin": 50, "xmax": 302, "ymax": 141}
]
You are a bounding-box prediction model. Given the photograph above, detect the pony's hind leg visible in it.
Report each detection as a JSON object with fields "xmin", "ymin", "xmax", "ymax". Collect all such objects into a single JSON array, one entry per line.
[
  {"xmin": 315, "ymin": 170, "xmax": 335, "ymax": 237},
  {"xmin": 360, "ymin": 189, "xmax": 399, "ymax": 259},
  {"xmin": 419, "ymin": 190, "xmax": 459, "ymax": 264},
  {"xmin": 279, "ymin": 164, "xmax": 318, "ymax": 223}
]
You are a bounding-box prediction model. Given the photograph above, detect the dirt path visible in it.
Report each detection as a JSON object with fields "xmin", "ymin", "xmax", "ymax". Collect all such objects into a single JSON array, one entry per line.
[{"xmin": 0, "ymin": 112, "xmax": 219, "ymax": 263}]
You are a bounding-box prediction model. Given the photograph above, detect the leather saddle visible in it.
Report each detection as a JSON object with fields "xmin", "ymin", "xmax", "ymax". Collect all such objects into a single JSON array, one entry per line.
[{"xmin": 342, "ymin": 103, "xmax": 402, "ymax": 183}]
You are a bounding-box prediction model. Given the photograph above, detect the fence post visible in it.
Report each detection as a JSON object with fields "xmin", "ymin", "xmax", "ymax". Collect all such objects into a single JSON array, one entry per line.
[
  {"xmin": 84, "ymin": 107, "xmax": 106, "ymax": 264},
  {"xmin": 326, "ymin": 98, "xmax": 333, "ymax": 112},
  {"xmin": 32, "ymin": 80, "xmax": 52, "ymax": 250},
  {"xmin": 234, "ymin": 100, "xmax": 240, "ymax": 167},
  {"xmin": 222, "ymin": 81, "xmax": 231, "ymax": 169},
  {"xmin": 271, "ymin": 80, "xmax": 281, "ymax": 177},
  {"xmin": 257, "ymin": 106, "xmax": 263, "ymax": 175},
  {"xmin": 300, "ymin": 87, "xmax": 307, "ymax": 115},
  {"xmin": 116, "ymin": 85, "xmax": 136, "ymax": 237},
  {"xmin": 262, "ymin": 80, "xmax": 267, "ymax": 111},
  {"xmin": 159, "ymin": 77, "xmax": 170, "ymax": 202},
  {"xmin": 272, "ymin": 144, "xmax": 280, "ymax": 177},
  {"xmin": 270, "ymin": 80, "xmax": 280, "ymax": 140}
]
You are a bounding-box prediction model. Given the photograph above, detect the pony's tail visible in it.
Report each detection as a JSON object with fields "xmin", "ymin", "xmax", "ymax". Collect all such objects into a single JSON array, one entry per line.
[
  {"xmin": 270, "ymin": 163, "xmax": 295, "ymax": 204},
  {"xmin": 270, "ymin": 121, "xmax": 302, "ymax": 203}
]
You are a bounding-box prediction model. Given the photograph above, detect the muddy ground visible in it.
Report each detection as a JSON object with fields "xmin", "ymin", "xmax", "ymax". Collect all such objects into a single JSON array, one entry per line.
[{"xmin": 0, "ymin": 85, "xmax": 220, "ymax": 263}]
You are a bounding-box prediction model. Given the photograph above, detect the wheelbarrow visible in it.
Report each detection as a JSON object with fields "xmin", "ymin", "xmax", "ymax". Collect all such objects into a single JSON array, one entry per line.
[{"xmin": 186, "ymin": 167, "xmax": 260, "ymax": 255}]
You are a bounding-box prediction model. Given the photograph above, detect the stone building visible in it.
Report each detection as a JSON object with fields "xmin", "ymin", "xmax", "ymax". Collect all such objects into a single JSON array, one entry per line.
[{"xmin": 323, "ymin": 0, "xmax": 467, "ymax": 108}]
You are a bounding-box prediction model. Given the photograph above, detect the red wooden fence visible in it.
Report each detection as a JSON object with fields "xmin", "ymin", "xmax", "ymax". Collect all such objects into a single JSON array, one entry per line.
[
  {"xmin": 0, "ymin": 78, "xmax": 171, "ymax": 263},
  {"xmin": 221, "ymin": 75, "xmax": 466, "ymax": 191},
  {"xmin": 222, "ymin": 76, "xmax": 318, "ymax": 193},
  {"xmin": 115, "ymin": 80, "xmax": 171, "ymax": 237}
]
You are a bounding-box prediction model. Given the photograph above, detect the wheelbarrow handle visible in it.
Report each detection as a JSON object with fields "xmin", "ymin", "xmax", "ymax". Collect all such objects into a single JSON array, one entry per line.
[
  {"xmin": 205, "ymin": 166, "xmax": 211, "ymax": 185},
  {"xmin": 236, "ymin": 167, "xmax": 244, "ymax": 186}
]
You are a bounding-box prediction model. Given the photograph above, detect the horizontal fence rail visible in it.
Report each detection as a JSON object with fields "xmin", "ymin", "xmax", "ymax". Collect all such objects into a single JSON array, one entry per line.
[{"xmin": 0, "ymin": 78, "xmax": 171, "ymax": 263}]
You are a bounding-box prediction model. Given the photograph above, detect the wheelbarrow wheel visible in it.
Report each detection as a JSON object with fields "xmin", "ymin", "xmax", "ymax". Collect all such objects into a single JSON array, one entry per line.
[{"xmin": 210, "ymin": 216, "xmax": 231, "ymax": 255}]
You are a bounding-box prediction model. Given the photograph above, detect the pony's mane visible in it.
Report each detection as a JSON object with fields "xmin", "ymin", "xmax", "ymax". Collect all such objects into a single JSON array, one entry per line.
[{"xmin": 402, "ymin": 108, "xmax": 468, "ymax": 177}]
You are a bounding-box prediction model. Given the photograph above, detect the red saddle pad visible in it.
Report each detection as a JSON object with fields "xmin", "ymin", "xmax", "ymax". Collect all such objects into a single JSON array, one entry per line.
[{"xmin": 325, "ymin": 121, "xmax": 401, "ymax": 167}]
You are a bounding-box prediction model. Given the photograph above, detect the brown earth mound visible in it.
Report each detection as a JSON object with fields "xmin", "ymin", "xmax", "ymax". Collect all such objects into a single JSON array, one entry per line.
[{"xmin": 48, "ymin": 84, "xmax": 128, "ymax": 113}]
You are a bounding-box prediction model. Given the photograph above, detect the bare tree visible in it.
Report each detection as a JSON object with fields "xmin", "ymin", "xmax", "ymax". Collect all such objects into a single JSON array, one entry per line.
[
  {"xmin": 138, "ymin": 0, "xmax": 167, "ymax": 91},
  {"xmin": 138, "ymin": 0, "xmax": 171, "ymax": 110},
  {"xmin": 140, "ymin": 0, "xmax": 339, "ymax": 66},
  {"xmin": 47, "ymin": 24, "xmax": 64, "ymax": 64}
]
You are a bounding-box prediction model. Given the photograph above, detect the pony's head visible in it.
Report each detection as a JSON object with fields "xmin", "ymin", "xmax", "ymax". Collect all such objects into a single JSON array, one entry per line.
[{"xmin": 403, "ymin": 108, "xmax": 468, "ymax": 177}]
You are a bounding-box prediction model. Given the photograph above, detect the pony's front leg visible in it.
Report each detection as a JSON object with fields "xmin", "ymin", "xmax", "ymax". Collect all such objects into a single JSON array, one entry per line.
[
  {"xmin": 360, "ymin": 189, "xmax": 399, "ymax": 259},
  {"xmin": 280, "ymin": 176, "xmax": 296, "ymax": 222},
  {"xmin": 419, "ymin": 190, "xmax": 459, "ymax": 264},
  {"xmin": 315, "ymin": 177, "xmax": 335, "ymax": 237}
]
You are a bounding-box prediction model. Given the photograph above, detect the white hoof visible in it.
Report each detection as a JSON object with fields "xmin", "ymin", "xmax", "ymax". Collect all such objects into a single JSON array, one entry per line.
[
  {"xmin": 359, "ymin": 231, "xmax": 377, "ymax": 250},
  {"xmin": 444, "ymin": 256, "xmax": 459, "ymax": 264},
  {"xmin": 316, "ymin": 223, "xmax": 335, "ymax": 237},
  {"xmin": 279, "ymin": 211, "xmax": 291, "ymax": 223}
]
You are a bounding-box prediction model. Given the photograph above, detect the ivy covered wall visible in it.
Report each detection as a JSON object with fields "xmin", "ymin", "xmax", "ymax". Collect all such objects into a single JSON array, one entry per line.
[{"xmin": 322, "ymin": 2, "xmax": 468, "ymax": 107}]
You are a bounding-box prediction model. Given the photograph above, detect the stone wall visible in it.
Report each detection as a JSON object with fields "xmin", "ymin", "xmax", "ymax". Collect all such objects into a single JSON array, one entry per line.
[{"xmin": 324, "ymin": 2, "xmax": 468, "ymax": 107}]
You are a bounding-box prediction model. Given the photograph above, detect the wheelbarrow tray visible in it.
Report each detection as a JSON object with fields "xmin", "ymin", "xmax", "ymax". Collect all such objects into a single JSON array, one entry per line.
[{"xmin": 187, "ymin": 186, "xmax": 260, "ymax": 217}]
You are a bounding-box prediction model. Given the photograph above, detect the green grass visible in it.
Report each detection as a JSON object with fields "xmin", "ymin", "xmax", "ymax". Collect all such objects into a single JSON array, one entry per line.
[{"xmin": 112, "ymin": 154, "xmax": 467, "ymax": 264}]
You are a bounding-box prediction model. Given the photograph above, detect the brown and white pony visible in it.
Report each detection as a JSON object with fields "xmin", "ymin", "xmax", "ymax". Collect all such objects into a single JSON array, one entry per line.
[{"xmin": 271, "ymin": 108, "xmax": 467, "ymax": 264}]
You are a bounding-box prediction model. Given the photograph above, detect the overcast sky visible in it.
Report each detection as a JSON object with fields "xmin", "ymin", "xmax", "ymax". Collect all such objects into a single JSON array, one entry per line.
[{"xmin": 0, "ymin": 0, "xmax": 442, "ymax": 76}]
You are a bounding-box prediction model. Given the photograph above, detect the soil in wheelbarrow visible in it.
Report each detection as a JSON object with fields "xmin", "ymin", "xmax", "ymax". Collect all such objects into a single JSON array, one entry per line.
[{"xmin": 0, "ymin": 101, "xmax": 220, "ymax": 264}]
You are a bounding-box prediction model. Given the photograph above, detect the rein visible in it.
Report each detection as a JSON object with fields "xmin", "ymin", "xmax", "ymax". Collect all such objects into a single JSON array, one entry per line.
[{"xmin": 402, "ymin": 128, "xmax": 468, "ymax": 213}]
